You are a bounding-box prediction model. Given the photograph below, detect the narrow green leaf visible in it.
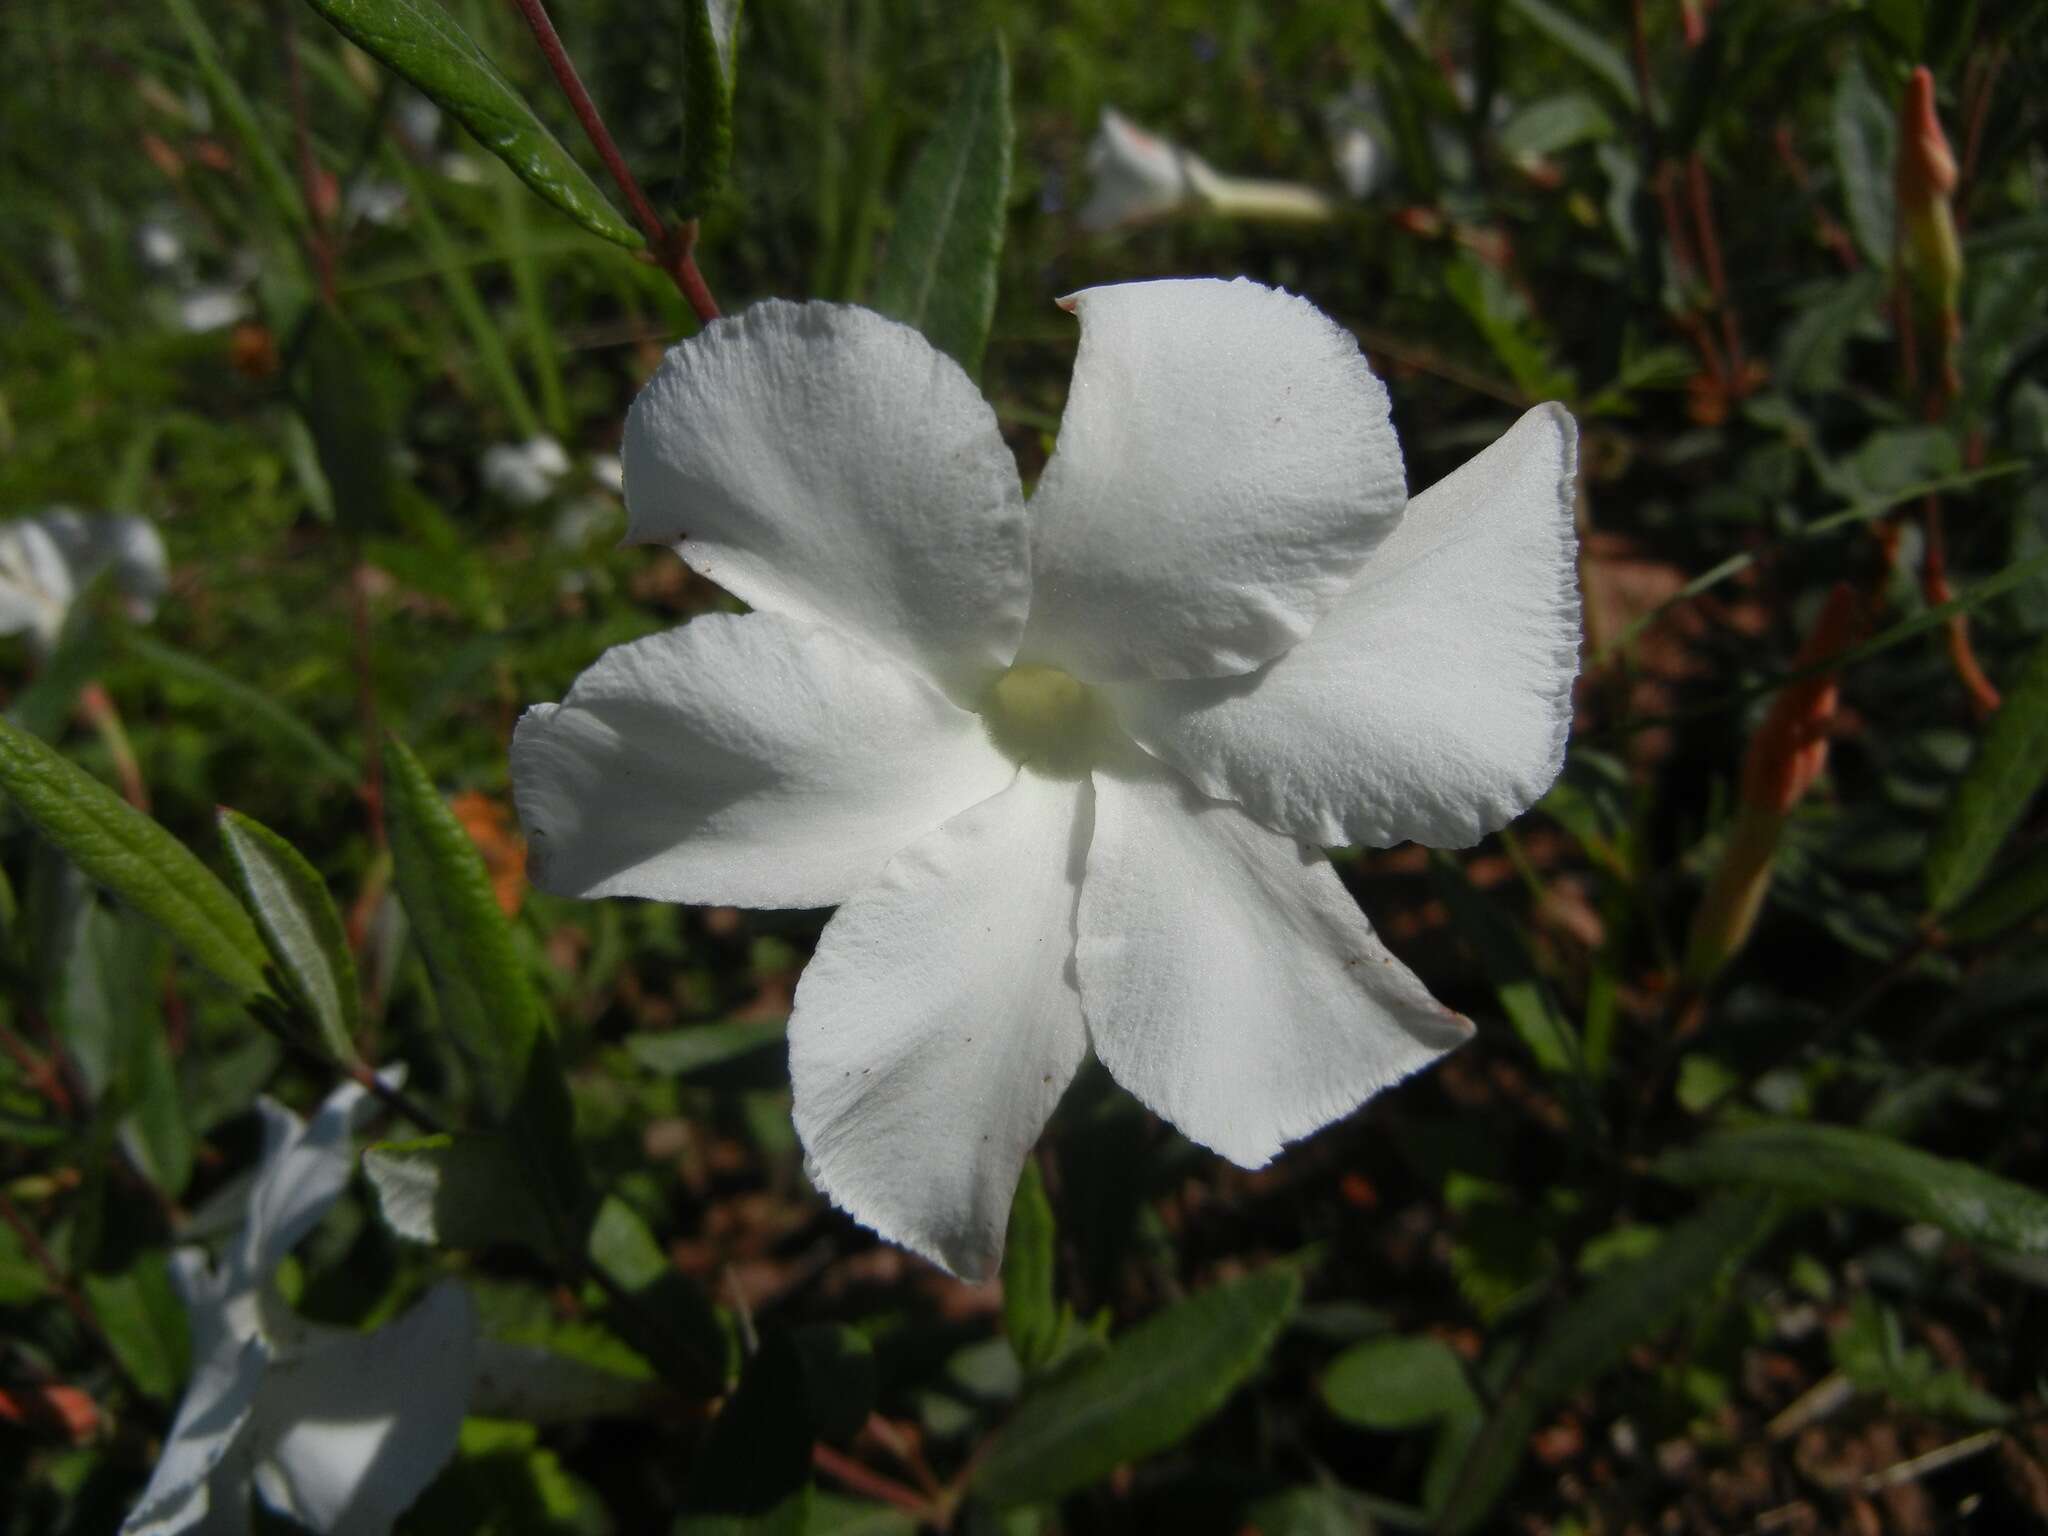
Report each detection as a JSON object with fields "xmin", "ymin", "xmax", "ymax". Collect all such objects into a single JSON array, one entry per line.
[
  {"xmin": 381, "ymin": 735, "xmax": 541, "ymax": 1119},
  {"xmin": 124, "ymin": 633, "xmax": 356, "ymax": 785},
  {"xmin": 1832, "ymin": 60, "xmax": 1897, "ymax": 269},
  {"xmin": 1500, "ymin": 0, "xmax": 1640, "ymax": 112},
  {"xmin": 300, "ymin": 309, "xmax": 395, "ymax": 534},
  {"xmin": 218, "ymin": 809, "xmax": 361, "ymax": 1064},
  {"xmin": 1001, "ymin": 1159, "xmax": 1064, "ymax": 1372},
  {"xmin": 679, "ymin": 0, "xmax": 740, "ymax": 216},
  {"xmin": 0, "ymin": 716, "xmax": 267, "ymax": 997},
  {"xmin": 587, "ymin": 1195, "xmax": 734, "ymax": 1396},
  {"xmin": 1438, "ymin": 1194, "xmax": 1777, "ymax": 1533},
  {"xmin": 626, "ymin": 1017, "xmax": 787, "ymax": 1082},
  {"xmin": 872, "ymin": 38, "xmax": 1012, "ymax": 376},
  {"xmin": 300, "ymin": 0, "xmax": 642, "ymax": 248},
  {"xmin": 1926, "ymin": 636, "xmax": 2048, "ymax": 912},
  {"xmin": 363, "ymin": 1132, "xmax": 550, "ymax": 1251},
  {"xmin": 1321, "ymin": 1334, "xmax": 1480, "ymax": 1432},
  {"xmin": 1654, "ymin": 1120, "xmax": 2048, "ymax": 1254},
  {"xmin": 973, "ymin": 1265, "xmax": 1299, "ymax": 1507},
  {"xmin": 1942, "ymin": 843, "xmax": 2048, "ymax": 940},
  {"xmin": 162, "ymin": 0, "xmax": 306, "ymax": 234}
]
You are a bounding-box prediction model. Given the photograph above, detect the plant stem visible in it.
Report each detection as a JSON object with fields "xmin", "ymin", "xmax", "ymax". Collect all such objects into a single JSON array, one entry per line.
[{"xmin": 506, "ymin": 0, "xmax": 720, "ymax": 323}]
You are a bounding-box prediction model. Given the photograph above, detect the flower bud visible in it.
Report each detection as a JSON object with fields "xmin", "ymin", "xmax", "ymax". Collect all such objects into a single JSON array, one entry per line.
[
  {"xmin": 1686, "ymin": 583, "xmax": 1862, "ymax": 980},
  {"xmin": 1894, "ymin": 67, "xmax": 1963, "ymax": 321}
]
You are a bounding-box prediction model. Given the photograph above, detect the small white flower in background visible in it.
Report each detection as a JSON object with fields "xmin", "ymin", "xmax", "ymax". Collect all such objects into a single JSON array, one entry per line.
[
  {"xmin": 1324, "ymin": 87, "xmax": 1393, "ymax": 201},
  {"xmin": 138, "ymin": 218, "xmax": 185, "ymax": 271},
  {"xmin": 588, "ymin": 453, "xmax": 625, "ymax": 497},
  {"xmin": 0, "ymin": 509, "xmax": 169, "ymax": 657},
  {"xmin": 342, "ymin": 178, "xmax": 408, "ymax": 229},
  {"xmin": 479, "ymin": 435, "xmax": 572, "ymax": 506},
  {"xmin": 177, "ymin": 286, "xmax": 250, "ymax": 335},
  {"xmin": 513, "ymin": 278, "xmax": 1581, "ymax": 1280},
  {"xmin": 124, "ymin": 1079, "xmax": 476, "ymax": 1536},
  {"xmin": 1080, "ymin": 108, "xmax": 1335, "ymax": 233},
  {"xmin": 391, "ymin": 90, "xmax": 441, "ymax": 154}
]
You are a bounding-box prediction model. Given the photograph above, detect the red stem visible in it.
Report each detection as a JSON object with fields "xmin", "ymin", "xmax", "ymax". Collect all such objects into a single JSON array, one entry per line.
[
  {"xmin": 279, "ymin": 4, "xmax": 338, "ymax": 307},
  {"xmin": 811, "ymin": 1444, "xmax": 934, "ymax": 1517},
  {"xmin": 506, "ymin": 0, "xmax": 720, "ymax": 323},
  {"xmin": 1686, "ymin": 151, "xmax": 1744, "ymax": 377}
]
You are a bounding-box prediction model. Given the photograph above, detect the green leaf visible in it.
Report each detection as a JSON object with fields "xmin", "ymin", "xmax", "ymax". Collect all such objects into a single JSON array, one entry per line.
[
  {"xmin": 1942, "ymin": 842, "xmax": 2048, "ymax": 940},
  {"xmin": 972, "ymin": 1265, "xmax": 1299, "ymax": 1507},
  {"xmin": 586, "ymin": 1195, "xmax": 733, "ymax": 1396},
  {"xmin": 382, "ymin": 735, "xmax": 542, "ymax": 1120},
  {"xmin": 676, "ymin": 1331, "xmax": 813, "ymax": 1533},
  {"xmin": 1498, "ymin": 92, "xmax": 1614, "ymax": 162},
  {"xmin": 1320, "ymin": 1334, "xmax": 1480, "ymax": 1432},
  {"xmin": 678, "ymin": 0, "xmax": 740, "ymax": 215},
  {"xmin": 1001, "ymin": 1160, "xmax": 1064, "ymax": 1372},
  {"xmin": 0, "ymin": 716, "xmax": 268, "ymax": 997},
  {"xmin": 1926, "ymin": 636, "xmax": 2048, "ymax": 912},
  {"xmin": 363, "ymin": 1132, "xmax": 549, "ymax": 1251},
  {"xmin": 1832, "ymin": 1293, "xmax": 2009, "ymax": 1425},
  {"xmin": 218, "ymin": 809, "xmax": 361, "ymax": 1064},
  {"xmin": 299, "ymin": 0, "xmax": 642, "ymax": 248},
  {"xmin": 82, "ymin": 1256, "xmax": 189, "ymax": 1402},
  {"xmin": 162, "ymin": 0, "xmax": 306, "ymax": 234},
  {"xmin": 1832, "ymin": 59, "xmax": 1897, "ymax": 269},
  {"xmin": 1500, "ymin": 0, "xmax": 1640, "ymax": 112},
  {"xmin": 1654, "ymin": 1120, "xmax": 2048, "ymax": 1254},
  {"xmin": 1439, "ymin": 1195, "xmax": 1777, "ymax": 1532},
  {"xmin": 299, "ymin": 309, "xmax": 395, "ymax": 534},
  {"xmin": 124, "ymin": 632, "xmax": 357, "ymax": 785},
  {"xmin": 871, "ymin": 38, "xmax": 1012, "ymax": 376},
  {"xmin": 626, "ymin": 1017, "xmax": 787, "ymax": 1084}
]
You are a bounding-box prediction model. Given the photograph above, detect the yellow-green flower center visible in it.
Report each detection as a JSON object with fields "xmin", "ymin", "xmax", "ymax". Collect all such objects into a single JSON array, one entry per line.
[{"xmin": 982, "ymin": 664, "xmax": 1105, "ymax": 776}]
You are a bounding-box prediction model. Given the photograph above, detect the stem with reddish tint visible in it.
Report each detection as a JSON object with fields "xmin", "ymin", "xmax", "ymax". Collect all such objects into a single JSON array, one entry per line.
[{"xmin": 506, "ymin": 0, "xmax": 720, "ymax": 323}]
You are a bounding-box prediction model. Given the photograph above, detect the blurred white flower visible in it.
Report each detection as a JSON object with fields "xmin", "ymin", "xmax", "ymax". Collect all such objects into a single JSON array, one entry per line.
[
  {"xmin": 177, "ymin": 286, "xmax": 250, "ymax": 334},
  {"xmin": 513, "ymin": 280, "xmax": 1581, "ymax": 1280},
  {"xmin": 343, "ymin": 178, "xmax": 408, "ymax": 229},
  {"xmin": 1080, "ymin": 108, "xmax": 1335, "ymax": 233},
  {"xmin": 0, "ymin": 509, "xmax": 168, "ymax": 656},
  {"xmin": 589, "ymin": 453, "xmax": 625, "ymax": 497},
  {"xmin": 480, "ymin": 436, "xmax": 571, "ymax": 506},
  {"xmin": 123, "ymin": 1079, "xmax": 476, "ymax": 1536},
  {"xmin": 392, "ymin": 90, "xmax": 441, "ymax": 153},
  {"xmin": 138, "ymin": 219, "xmax": 184, "ymax": 270},
  {"xmin": 1324, "ymin": 86, "xmax": 1394, "ymax": 200}
]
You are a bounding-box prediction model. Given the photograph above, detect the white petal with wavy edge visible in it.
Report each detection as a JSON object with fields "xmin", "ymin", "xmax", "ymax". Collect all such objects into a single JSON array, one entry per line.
[
  {"xmin": 1018, "ymin": 278, "xmax": 1406, "ymax": 683},
  {"xmin": 1079, "ymin": 752, "xmax": 1473, "ymax": 1168},
  {"xmin": 790, "ymin": 769, "xmax": 1091, "ymax": 1281},
  {"xmin": 512, "ymin": 613, "xmax": 1015, "ymax": 910},
  {"xmin": 250, "ymin": 1282, "xmax": 477, "ymax": 1536},
  {"xmin": 1112, "ymin": 404, "xmax": 1581, "ymax": 848},
  {"xmin": 623, "ymin": 301, "xmax": 1031, "ymax": 703}
]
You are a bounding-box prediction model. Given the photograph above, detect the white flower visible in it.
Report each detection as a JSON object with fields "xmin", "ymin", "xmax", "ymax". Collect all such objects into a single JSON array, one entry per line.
[
  {"xmin": 139, "ymin": 218, "xmax": 185, "ymax": 270},
  {"xmin": 512, "ymin": 278, "xmax": 1581, "ymax": 1280},
  {"xmin": 0, "ymin": 509, "xmax": 169, "ymax": 657},
  {"xmin": 343, "ymin": 178, "xmax": 408, "ymax": 229},
  {"xmin": 479, "ymin": 436, "xmax": 572, "ymax": 506},
  {"xmin": 1080, "ymin": 108, "xmax": 1335, "ymax": 233},
  {"xmin": 177, "ymin": 286, "xmax": 249, "ymax": 334},
  {"xmin": 124, "ymin": 1080, "xmax": 476, "ymax": 1536}
]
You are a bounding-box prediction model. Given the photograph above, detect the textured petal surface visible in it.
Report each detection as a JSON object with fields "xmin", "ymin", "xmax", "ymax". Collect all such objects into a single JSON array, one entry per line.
[
  {"xmin": 121, "ymin": 1330, "xmax": 265, "ymax": 1536},
  {"xmin": 1019, "ymin": 278, "xmax": 1405, "ymax": 682},
  {"xmin": 251, "ymin": 1283, "xmax": 477, "ymax": 1536},
  {"xmin": 1079, "ymin": 753, "xmax": 1472, "ymax": 1168},
  {"xmin": 512, "ymin": 613, "xmax": 1013, "ymax": 909},
  {"xmin": 623, "ymin": 300, "xmax": 1029, "ymax": 701},
  {"xmin": 1112, "ymin": 404, "xmax": 1581, "ymax": 848},
  {"xmin": 789, "ymin": 769, "xmax": 1090, "ymax": 1281}
]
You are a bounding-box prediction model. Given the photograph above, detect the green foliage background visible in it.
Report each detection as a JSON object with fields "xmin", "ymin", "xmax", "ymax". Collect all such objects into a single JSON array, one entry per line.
[{"xmin": 1, "ymin": 0, "xmax": 2045, "ymax": 1532}]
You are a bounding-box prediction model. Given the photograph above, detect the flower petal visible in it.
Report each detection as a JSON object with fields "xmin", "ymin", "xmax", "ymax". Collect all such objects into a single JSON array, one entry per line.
[
  {"xmin": 238, "ymin": 1079, "xmax": 382, "ymax": 1284},
  {"xmin": 512, "ymin": 613, "xmax": 1013, "ymax": 909},
  {"xmin": 789, "ymin": 769, "xmax": 1090, "ymax": 1281},
  {"xmin": 121, "ymin": 1328, "xmax": 266, "ymax": 1536},
  {"xmin": 1079, "ymin": 753, "xmax": 1472, "ymax": 1168},
  {"xmin": 623, "ymin": 300, "xmax": 1030, "ymax": 701},
  {"xmin": 1018, "ymin": 278, "xmax": 1405, "ymax": 682},
  {"xmin": 250, "ymin": 1282, "xmax": 477, "ymax": 1536},
  {"xmin": 1111, "ymin": 404, "xmax": 1581, "ymax": 848}
]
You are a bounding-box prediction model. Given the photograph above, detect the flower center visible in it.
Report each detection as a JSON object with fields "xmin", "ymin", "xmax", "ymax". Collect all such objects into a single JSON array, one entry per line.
[{"xmin": 982, "ymin": 664, "xmax": 1106, "ymax": 776}]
